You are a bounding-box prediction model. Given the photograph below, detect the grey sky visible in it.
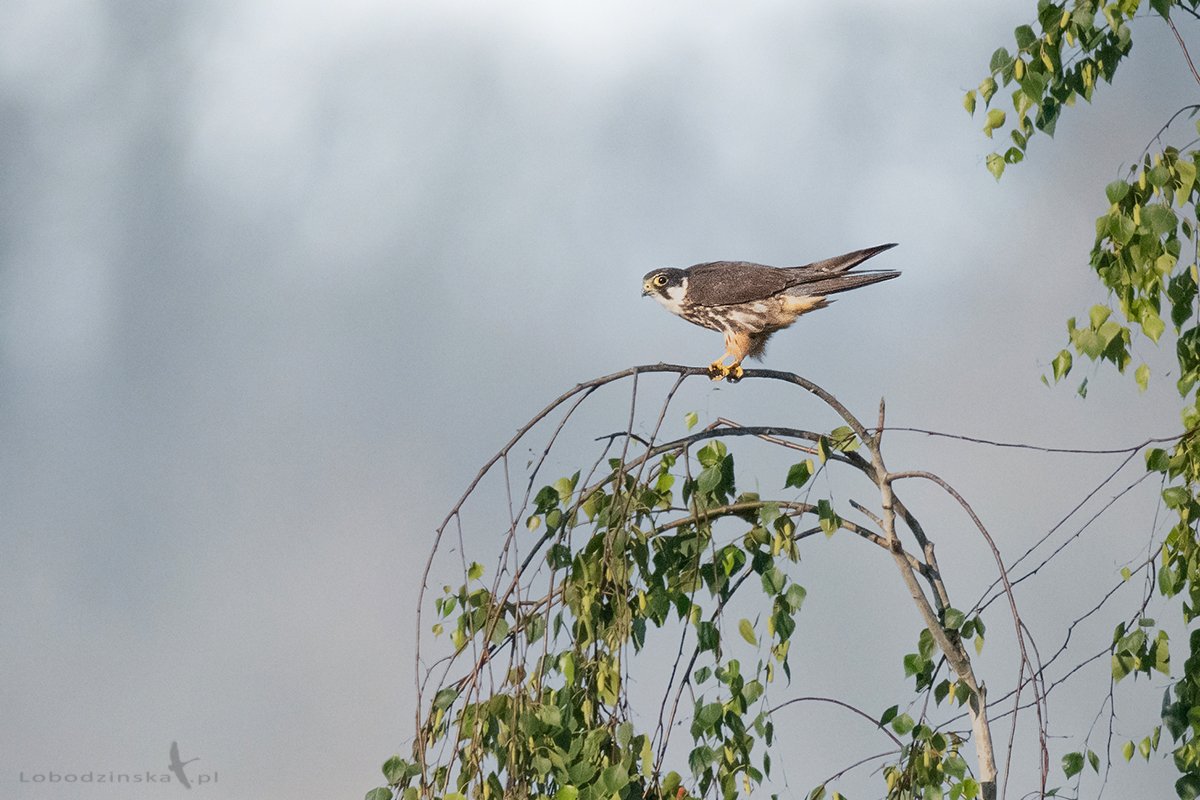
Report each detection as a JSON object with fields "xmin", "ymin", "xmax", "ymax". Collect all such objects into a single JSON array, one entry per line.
[{"xmin": 1, "ymin": 1, "xmax": 1192, "ymax": 797}]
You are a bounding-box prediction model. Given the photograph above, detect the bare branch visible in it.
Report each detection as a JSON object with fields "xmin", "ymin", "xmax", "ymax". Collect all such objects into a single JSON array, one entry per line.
[
  {"xmin": 769, "ymin": 696, "xmax": 904, "ymax": 747},
  {"xmin": 1169, "ymin": 16, "xmax": 1200, "ymax": 90}
]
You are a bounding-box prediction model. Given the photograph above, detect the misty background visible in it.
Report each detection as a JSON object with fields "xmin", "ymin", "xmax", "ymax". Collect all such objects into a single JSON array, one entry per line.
[{"xmin": 1, "ymin": 1, "xmax": 1193, "ymax": 797}]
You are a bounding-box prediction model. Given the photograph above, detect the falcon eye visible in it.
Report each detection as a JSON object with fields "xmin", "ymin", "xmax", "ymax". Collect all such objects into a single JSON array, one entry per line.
[{"xmin": 653, "ymin": 275, "xmax": 668, "ymax": 287}]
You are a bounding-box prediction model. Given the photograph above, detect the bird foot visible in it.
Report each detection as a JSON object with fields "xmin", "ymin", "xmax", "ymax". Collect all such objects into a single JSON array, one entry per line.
[{"xmin": 707, "ymin": 360, "xmax": 744, "ymax": 382}]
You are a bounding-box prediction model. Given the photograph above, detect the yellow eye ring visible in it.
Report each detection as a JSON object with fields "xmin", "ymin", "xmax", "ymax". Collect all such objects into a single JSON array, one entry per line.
[{"xmin": 653, "ymin": 275, "xmax": 668, "ymax": 287}]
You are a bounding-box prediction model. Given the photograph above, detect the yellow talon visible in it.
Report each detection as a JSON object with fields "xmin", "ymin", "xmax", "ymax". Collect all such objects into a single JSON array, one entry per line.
[{"xmin": 706, "ymin": 359, "xmax": 744, "ymax": 382}]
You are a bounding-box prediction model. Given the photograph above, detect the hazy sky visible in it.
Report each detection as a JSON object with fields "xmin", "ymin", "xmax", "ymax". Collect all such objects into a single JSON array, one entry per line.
[{"xmin": 1, "ymin": 1, "xmax": 1194, "ymax": 798}]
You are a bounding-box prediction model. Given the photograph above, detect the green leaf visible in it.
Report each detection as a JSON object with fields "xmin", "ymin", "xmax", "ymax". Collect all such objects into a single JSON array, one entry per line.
[
  {"xmin": 1148, "ymin": 163, "xmax": 1172, "ymax": 188},
  {"xmin": 739, "ymin": 618, "xmax": 758, "ymax": 646},
  {"xmin": 697, "ymin": 465, "xmax": 723, "ymax": 496},
  {"xmin": 979, "ymin": 77, "xmax": 998, "ymax": 103},
  {"xmin": 1112, "ymin": 652, "xmax": 1131, "ymax": 682},
  {"xmin": 785, "ymin": 583, "xmax": 807, "ymax": 611},
  {"xmin": 365, "ymin": 789, "xmax": 393, "ymax": 800},
  {"xmin": 1177, "ymin": 773, "xmax": 1200, "ymax": 800},
  {"xmin": 987, "ymin": 153, "xmax": 1006, "ymax": 180},
  {"xmin": 761, "ymin": 567, "xmax": 786, "ymax": 595},
  {"xmin": 489, "ymin": 616, "xmax": 510, "ymax": 645},
  {"xmin": 1088, "ymin": 749, "xmax": 1099, "ymax": 772},
  {"xmin": 983, "ymin": 108, "xmax": 1007, "ymax": 138},
  {"xmin": 433, "ymin": 687, "xmax": 459, "ymax": 710},
  {"xmin": 601, "ymin": 765, "xmax": 631, "ymax": 794},
  {"xmin": 685, "ymin": 411, "xmax": 699, "ymax": 431},
  {"xmin": 1141, "ymin": 312, "xmax": 1166, "ymax": 344},
  {"xmin": 817, "ymin": 499, "xmax": 841, "ymax": 537},
  {"xmin": 891, "ymin": 712, "xmax": 915, "ymax": 735},
  {"xmin": 1144, "ymin": 203, "xmax": 1178, "ymax": 237},
  {"xmin": 382, "ymin": 755, "xmax": 407, "ymax": 784},
  {"xmin": 555, "ymin": 786, "xmax": 579, "ymax": 800},
  {"xmin": 1122, "ymin": 740, "xmax": 1134, "ymax": 761},
  {"xmin": 989, "ymin": 47, "xmax": 1012, "ymax": 74},
  {"xmin": 1062, "ymin": 751, "xmax": 1084, "ymax": 778},
  {"xmin": 785, "ymin": 460, "xmax": 814, "ymax": 489},
  {"xmin": 1051, "ymin": 349, "xmax": 1072, "ymax": 382},
  {"xmin": 688, "ymin": 744, "xmax": 715, "ymax": 777},
  {"xmin": 617, "ymin": 721, "xmax": 633, "ymax": 749},
  {"xmin": 963, "ymin": 90, "xmax": 977, "ymax": 115},
  {"xmin": 1177, "ymin": 157, "xmax": 1197, "ymax": 195},
  {"xmin": 879, "ymin": 705, "xmax": 898, "ymax": 726},
  {"xmin": 553, "ymin": 473, "xmax": 578, "ymax": 501},
  {"xmin": 944, "ymin": 607, "xmax": 966, "ymax": 631},
  {"xmin": 944, "ymin": 753, "xmax": 967, "ymax": 780},
  {"xmin": 1163, "ymin": 486, "xmax": 1191, "ymax": 509},
  {"xmin": 919, "ymin": 628, "xmax": 937, "ymax": 660},
  {"xmin": 828, "ymin": 426, "xmax": 860, "ymax": 452},
  {"xmin": 1136, "ymin": 363, "xmax": 1150, "ymax": 393},
  {"xmin": 1106, "ymin": 179, "xmax": 1131, "ymax": 203}
]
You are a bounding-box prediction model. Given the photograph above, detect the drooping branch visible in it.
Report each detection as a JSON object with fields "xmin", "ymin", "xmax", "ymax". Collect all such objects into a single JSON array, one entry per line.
[{"xmin": 402, "ymin": 364, "xmax": 1060, "ymax": 800}]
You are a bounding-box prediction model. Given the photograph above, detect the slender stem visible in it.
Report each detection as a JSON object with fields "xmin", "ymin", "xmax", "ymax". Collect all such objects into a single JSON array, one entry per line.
[{"xmin": 1169, "ymin": 16, "xmax": 1200, "ymax": 89}]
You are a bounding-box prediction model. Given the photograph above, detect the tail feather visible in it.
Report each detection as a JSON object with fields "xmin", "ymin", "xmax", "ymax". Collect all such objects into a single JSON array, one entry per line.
[
  {"xmin": 783, "ymin": 243, "xmax": 899, "ymax": 296},
  {"xmin": 789, "ymin": 269, "xmax": 900, "ymax": 298},
  {"xmin": 792, "ymin": 243, "xmax": 898, "ymax": 275}
]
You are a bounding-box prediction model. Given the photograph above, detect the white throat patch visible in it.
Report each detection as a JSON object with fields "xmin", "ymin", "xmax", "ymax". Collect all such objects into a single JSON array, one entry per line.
[{"xmin": 652, "ymin": 279, "xmax": 689, "ymax": 316}]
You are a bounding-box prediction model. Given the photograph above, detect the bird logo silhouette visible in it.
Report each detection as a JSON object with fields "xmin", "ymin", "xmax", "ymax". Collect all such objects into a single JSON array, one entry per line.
[{"xmin": 168, "ymin": 741, "xmax": 199, "ymax": 789}]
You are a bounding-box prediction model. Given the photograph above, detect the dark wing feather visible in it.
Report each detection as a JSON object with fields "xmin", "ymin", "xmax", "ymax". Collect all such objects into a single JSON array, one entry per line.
[
  {"xmin": 682, "ymin": 261, "xmax": 791, "ymax": 306},
  {"xmin": 683, "ymin": 244, "xmax": 899, "ymax": 306}
]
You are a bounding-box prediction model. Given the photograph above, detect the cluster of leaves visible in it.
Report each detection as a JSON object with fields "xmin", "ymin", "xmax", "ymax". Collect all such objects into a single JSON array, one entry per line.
[
  {"xmin": 964, "ymin": 0, "xmax": 1183, "ymax": 180},
  {"xmin": 369, "ymin": 434, "xmax": 830, "ymax": 800},
  {"xmin": 1051, "ymin": 148, "xmax": 1199, "ymax": 398},
  {"xmin": 878, "ymin": 707, "xmax": 977, "ymax": 800},
  {"xmin": 903, "ymin": 614, "xmax": 986, "ymax": 701},
  {"xmin": 975, "ymin": 1, "xmax": 1200, "ymax": 796}
]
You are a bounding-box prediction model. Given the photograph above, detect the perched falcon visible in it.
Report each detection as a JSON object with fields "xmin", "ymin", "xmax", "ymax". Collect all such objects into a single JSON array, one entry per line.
[{"xmin": 642, "ymin": 243, "xmax": 899, "ymax": 381}]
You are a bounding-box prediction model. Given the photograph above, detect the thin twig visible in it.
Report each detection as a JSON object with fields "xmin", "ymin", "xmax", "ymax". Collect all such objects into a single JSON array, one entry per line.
[{"xmin": 1168, "ymin": 16, "xmax": 1200, "ymax": 89}]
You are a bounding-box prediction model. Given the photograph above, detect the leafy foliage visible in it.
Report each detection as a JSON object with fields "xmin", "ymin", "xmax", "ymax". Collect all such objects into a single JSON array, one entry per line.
[
  {"xmin": 366, "ymin": 370, "xmax": 1007, "ymax": 800},
  {"xmin": 374, "ymin": 435, "xmax": 823, "ymax": 800},
  {"xmin": 973, "ymin": 1, "xmax": 1200, "ymax": 796}
]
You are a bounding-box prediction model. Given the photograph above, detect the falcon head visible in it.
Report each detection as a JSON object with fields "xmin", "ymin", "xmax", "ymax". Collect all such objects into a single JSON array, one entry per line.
[{"xmin": 641, "ymin": 268, "xmax": 688, "ymax": 314}]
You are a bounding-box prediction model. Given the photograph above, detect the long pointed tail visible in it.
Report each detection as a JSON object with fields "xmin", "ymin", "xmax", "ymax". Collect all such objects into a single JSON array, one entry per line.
[{"xmin": 784, "ymin": 243, "xmax": 899, "ymax": 296}]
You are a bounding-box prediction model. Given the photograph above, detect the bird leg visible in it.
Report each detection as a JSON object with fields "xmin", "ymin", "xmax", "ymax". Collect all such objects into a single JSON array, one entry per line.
[{"xmin": 708, "ymin": 331, "xmax": 751, "ymax": 382}]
